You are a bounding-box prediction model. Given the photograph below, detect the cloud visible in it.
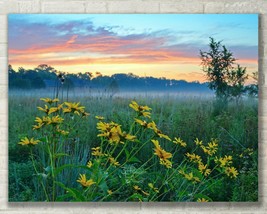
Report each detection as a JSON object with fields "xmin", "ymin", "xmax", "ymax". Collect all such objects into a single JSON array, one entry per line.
[{"xmin": 8, "ymin": 16, "xmax": 258, "ymax": 78}]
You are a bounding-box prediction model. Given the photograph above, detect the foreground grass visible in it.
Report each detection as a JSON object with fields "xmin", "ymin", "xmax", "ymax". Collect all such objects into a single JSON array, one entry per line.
[{"xmin": 8, "ymin": 91, "xmax": 258, "ymax": 201}]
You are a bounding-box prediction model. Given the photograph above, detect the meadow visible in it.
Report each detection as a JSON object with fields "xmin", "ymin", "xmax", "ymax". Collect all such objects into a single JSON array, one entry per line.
[{"xmin": 8, "ymin": 89, "xmax": 258, "ymax": 202}]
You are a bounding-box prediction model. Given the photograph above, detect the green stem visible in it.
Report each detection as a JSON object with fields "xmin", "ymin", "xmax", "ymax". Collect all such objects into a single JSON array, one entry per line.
[{"xmin": 30, "ymin": 148, "xmax": 49, "ymax": 201}]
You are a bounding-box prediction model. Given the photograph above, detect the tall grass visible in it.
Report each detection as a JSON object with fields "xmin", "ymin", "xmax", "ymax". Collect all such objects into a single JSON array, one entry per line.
[{"xmin": 8, "ymin": 90, "xmax": 258, "ymax": 201}]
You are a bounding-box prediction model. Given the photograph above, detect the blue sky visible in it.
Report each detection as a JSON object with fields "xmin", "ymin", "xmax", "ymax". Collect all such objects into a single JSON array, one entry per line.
[{"xmin": 8, "ymin": 14, "xmax": 258, "ymax": 82}]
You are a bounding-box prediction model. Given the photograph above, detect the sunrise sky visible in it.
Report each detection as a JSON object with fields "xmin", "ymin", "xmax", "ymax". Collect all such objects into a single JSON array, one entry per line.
[{"xmin": 8, "ymin": 14, "xmax": 258, "ymax": 82}]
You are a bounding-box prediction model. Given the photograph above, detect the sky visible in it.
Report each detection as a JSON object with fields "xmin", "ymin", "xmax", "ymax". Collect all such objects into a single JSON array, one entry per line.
[{"xmin": 8, "ymin": 14, "xmax": 258, "ymax": 83}]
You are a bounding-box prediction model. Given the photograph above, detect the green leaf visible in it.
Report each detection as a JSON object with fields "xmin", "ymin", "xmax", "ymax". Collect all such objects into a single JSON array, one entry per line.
[
  {"xmin": 127, "ymin": 193, "xmax": 143, "ymax": 202},
  {"xmin": 54, "ymin": 164, "xmax": 75, "ymax": 177},
  {"xmin": 54, "ymin": 153, "xmax": 70, "ymax": 159},
  {"xmin": 125, "ymin": 149, "xmax": 130, "ymax": 160},
  {"xmin": 128, "ymin": 156, "xmax": 141, "ymax": 164},
  {"xmin": 55, "ymin": 181, "xmax": 86, "ymax": 201}
]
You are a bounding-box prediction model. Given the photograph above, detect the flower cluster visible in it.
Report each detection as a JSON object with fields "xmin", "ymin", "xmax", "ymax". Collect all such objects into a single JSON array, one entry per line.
[
  {"xmin": 97, "ymin": 121, "xmax": 136, "ymax": 145},
  {"xmin": 152, "ymin": 139, "xmax": 172, "ymax": 168},
  {"xmin": 129, "ymin": 100, "xmax": 151, "ymax": 118}
]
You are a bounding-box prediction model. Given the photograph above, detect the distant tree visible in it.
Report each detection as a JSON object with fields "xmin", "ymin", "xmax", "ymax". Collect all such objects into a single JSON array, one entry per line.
[
  {"xmin": 31, "ymin": 76, "xmax": 46, "ymax": 89},
  {"xmin": 245, "ymin": 71, "xmax": 258, "ymax": 97},
  {"xmin": 200, "ymin": 37, "xmax": 248, "ymax": 102},
  {"xmin": 108, "ymin": 79, "xmax": 119, "ymax": 98}
]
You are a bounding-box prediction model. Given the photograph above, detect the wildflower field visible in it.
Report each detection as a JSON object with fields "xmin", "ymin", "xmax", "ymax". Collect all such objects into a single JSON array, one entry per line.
[{"xmin": 8, "ymin": 90, "xmax": 258, "ymax": 202}]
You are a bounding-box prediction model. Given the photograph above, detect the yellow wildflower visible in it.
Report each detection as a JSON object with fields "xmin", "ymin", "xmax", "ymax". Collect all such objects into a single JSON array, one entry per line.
[
  {"xmin": 56, "ymin": 128, "xmax": 69, "ymax": 135},
  {"xmin": 37, "ymin": 105, "xmax": 49, "ymax": 114},
  {"xmin": 140, "ymin": 111, "xmax": 151, "ymax": 118},
  {"xmin": 40, "ymin": 97, "xmax": 59, "ymax": 104},
  {"xmin": 129, "ymin": 101, "xmax": 151, "ymax": 118},
  {"xmin": 91, "ymin": 147, "xmax": 104, "ymax": 157},
  {"xmin": 149, "ymin": 122, "xmax": 171, "ymax": 141},
  {"xmin": 18, "ymin": 137, "xmax": 40, "ymax": 146},
  {"xmin": 107, "ymin": 190, "xmax": 113, "ymax": 195},
  {"xmin": 179, "ymin": 170, "xmax": 200, "ymax": 183},
  {"xmin": 81, "ymin": 111, "xmax": 90, "ymax": 118},
  {"xmin": 194, "ymin": 138, "xmax": 203, "ymax": 146},
  {"xmin": 173, "ymin": 137, "xmax": 187, "ymax": 147},
  {"xmin": 47, "ymin": 115, "xmax": 64, "ymax": 125},
  {"xmin": 109, "ymin": 157, "xmax": 120, "ymax": 166},
  {"xmin": 64, "ymin": 102, "xmax": 85, "ymax": 115},
  {"xmin": 198, "ymin": 162, "xmax": 211, "ymax": 177},
  {"xmin": 148, "ymin": 183, "xmax": 159, "ymax": 193},
  {"xmin": 95, "ymin": 116, "xmax": 105, "ymax": 120},
  {"xmin": 77, "ymin": 174, "xmax": 95, "ymax": 187},
  {"xmin": 87, "ymin": 160, "xmax": 93, "ymax": 168},
  {"xmin": 133, "ymin": 185, "xmax": 141, "ymax": 191},
  {"xmin": 152, "ymin": 139, "xmax": 172, "ymax": 168},
  {"xmin": 199, "ymin": 139, "xmax": 219, "ymax": 156},
  {"xmin": 108, "ymin": 126, "xmax": 123, "ymax": 144},
  {"xmin": 129, "ymin": 101, "xmax": 151, "ymax": 112},
  {"xmin": 32, "ymin": 123, "xmax": 43, "ymax": 130},
  {"xmin": 197, "ymin": 198, "xmax": 209, "ymax": 202},
  {"xmin": 225, "ymin": 167, "xmax": 239, "ymax": 178},
  {"xmin": 215, "ymin": 155, "xmax": 233, "ymax": 167},
  {"xmin": 97, "ymin": 121, "xmax": 111, "ymax": 132},
  {"xmin": 123, "ymin": 133, "xmax": 136, "ymax": 141},
  {"xmin": 134, "ymin": 118, "xmax": 149, "ymax": 128},
  {"xmin": 133, "ymin": 185, "xmax": 149, "ymax": 196},
  {"xmin": 186, "ymin": 153, "xmax": 202, "ymax": 163}
]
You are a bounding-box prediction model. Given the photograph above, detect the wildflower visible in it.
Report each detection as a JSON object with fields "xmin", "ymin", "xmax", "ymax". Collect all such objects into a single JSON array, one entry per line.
[
  {"xmin": 201, "ymin": 139, "xmax": 218, "ymax": 156},
  {"xmin": 225, "ymin": 167, "xmax": 239, "ymax": 178},
  {"xmin": 57, "ymin": 103, "xmax": 64, "ymax": 110},
  {"xmin": 37, "ymin": 105, "xmax": 49, "ymax": 114},
  {"xmin": 186, "ymin": 153, "xmax": 202, "ymax": 164},
  {"xmin": 97, "ymin": 122, "xmax": 129, "ymax": 145},
  {"xmin": 149, "ymin": 122, "xmax": 171, "ymax": 141},
  {"xmin": 197, "ymin": 198, "xmax": 209, "ymax": 202},
  {"xmin": 47, "ymin": 115, "xmax": 64, "ymax": 125},
  {"xmin": 133, "ymin": 185, "xmax": 149, "ymax": 196},
  {"xmin": 77, "ymin": 174, "xmax": 95, "ymax": 187},
  {"xmin": 173, "ymin": 137, "xmax": 187, "ymax": 147},
  {"xmin": 56, "ymin": 127, "xmax": 69, "ymax": 135},
  {"xmin": 91, "ymin": 147, "xmax": 104, "ymax": 157},
  {"xmin": 64, "ymin": 102, "xmax": 85, "ymax": 115},
  {"xmin": 148, "ymin": 183, "xmax": 159, "ymax": 193},
  {"xmin": 178, "ymin": 170, "xmax": 200, "ymax": 183},
  {"xmin": 198, "ymin": 162, "xmax": 211, "ymax": 176},
  {"xmin": 109, "ymin": 157, "xmax": 120, "ymax": 166},
  {"xmin": 18, "ymin": 137, "xmax": 40, "ymax": 146},
  {"xmin": 107, "ymin": 190, "xmax": 113, "ymax": 195},
  {"xmin": 129, "ymin": 101, "xmax": 151, "ymax": 112},
  {"xmin": 97, "ymin": 121, "xmax": 111, "ymax": 132},
  {"xmin": 129, "ymin": 101, "xmax": 151, "ymax": 118},
  {"xmin": 95, "ymin": 116, "xmax": 105, "ymax": 120},
  {"xmin": 81, "ymin": 111, "xmax": 90, "ymax": 118},
  {"xmin": 40, "ymin": 97, "xmax": 59, "ymax": 104},
  {"xmin": 194, "ymin": 138, "xmax": 203, "ymax": 146},
  {"xmin": 122, "ymin": 133, "xmax": 136, "ymax": 142},
  {"xmin": 133, "ymin": 185, "xmax": 141, "ymax": 191},
  {"xmin": 108, "ymin": 126, "xmax": 123, "ymax": 144},
  {"xmin": 32, "ymin": 123, "xmax": 43, "ymax": 130},
  {"xmin": 215, "ymin": 155, "xmax": 233, "ymax": 167},
  {"xmin": 87, "ymin": 161, "xmax": 93, "ymax": 168},
  {"xmin": 152, "ymin": 139, "xmax": 172, "ymax": 168},
  {"xmin": 134, "ymin": 118, "xmax": 149, "ymax": 128}
]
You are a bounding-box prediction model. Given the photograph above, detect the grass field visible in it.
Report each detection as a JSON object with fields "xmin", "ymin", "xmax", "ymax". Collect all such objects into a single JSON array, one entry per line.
[{"xmin": 8, "ymin": 89, "xmax": 258, "ymax": 202}]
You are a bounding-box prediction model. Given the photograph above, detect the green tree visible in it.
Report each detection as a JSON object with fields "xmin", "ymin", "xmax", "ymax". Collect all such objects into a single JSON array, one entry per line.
[{"xmin": 200, "ymin": 38, "xmax": 248, "ymax": 102}]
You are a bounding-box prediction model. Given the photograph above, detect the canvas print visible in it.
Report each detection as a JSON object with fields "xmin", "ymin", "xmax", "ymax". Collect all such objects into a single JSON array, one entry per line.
[{"xmin": 8, "ymin": 14, "xmax": 258, "ymax": 202}]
